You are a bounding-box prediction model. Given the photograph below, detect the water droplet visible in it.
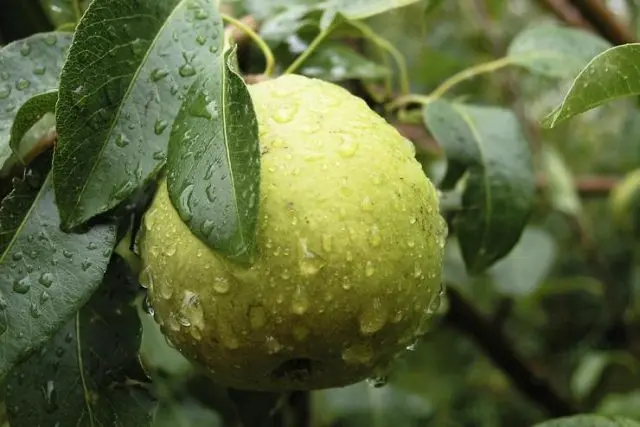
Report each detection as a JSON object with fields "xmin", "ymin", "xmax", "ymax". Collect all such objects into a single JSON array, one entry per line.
[
  {"xmin": 249, "ymin": 305, "xmax": 266, "ymax": 329},
  {"xmin": 369, "ymin": 225, "xmax": 381, "ymax": 247},
  {"xmin": 409, "ymin": 216, "xmax": 417, "ymax": 224},
  {"xmin": 12, "ymin": 251, "xmax": 23, "ymax": 261},
  {"xmin": 33, "ymin": 65, "xmax": 46, "ymax": 75},
  {"xmin": 209, "ymin": 44, "xmax": 219, "ymax": 53},
  {"xmin": 55, "ymin": 347, "xmax": 65, "ymax": 357},
  {"xmin": 0, "ymin": 84, "xmax": 11, "ymax": 99},
  {"xmin": 291, "ymin": 286, "xmax": 309, "ymax": 315},
  {"xmin": 164, "ymin": 243, "xmax": 177, "ymax": 256},
  {"xmin": 265, "ymin": 336, "xmax": 283, "ymax": 354},
  {"xmin": 115, "ymin": 134, "xmax": 129, "ymax": 147},
  {"xmin": 154, "ymin": 119, "xmax": 168, "ymax": 135},
  {"xmin": 179, "ymin": 290, "xmax": 204, "ymax": 330},
  {"xmin": 338, "ymin": 134, "xmax": 358, "ymax": 157},
  {"xmin": 15, "ymin": 78, "xmax": 30, "ymax": 91},
  {"xmin": 360, "ymin": 297, "xmax": 386, "ymax": 334},
  {"xmin": 196, "ymin": 34, "xmax": 207, "ymax": 45},
  {"xmin": 152, "ymin": 150, "xmax": 166, "ymax": 161},
  {"xmin": 39, "ymin": 272, "xmax": 54, "ymax": 288},
  {"xmin": 366, "ymin": 375, "xmax": 388, "ymax": 388},
  {"xmin": 365, "ymin": 261, "xmax": 375, "ymax": 277},
  {"xmin": 42, "ymin": 380, "xmax": 58, "ymax": 413},
  {"xmin": 151, "ymin": 68, "xmax": 169, "ymax": 82},
  {"xmin": 195, "ymin": 9, "xmax": 209, "ymax": 19},
  {"xmin": 44, "ymin": 34, "xmax": 57, "ymax": 45},
  {"xmin": 64, "ymin": 332, "xmax": 73, "ymax": 343},
  {"xmin": 20, "ymin": 43, "xmax": 31, "ymax": 56},
  {"xmin": 170, "ymin": 84, "xmax": 179, "ymax": 95},
  {"xmin": 213, "ymin": 276, "xmax": 230, "ymax": 294},
  {"xmin": 30, "ymin": 301, "xmax": 41, "ymax": 318},
  {"xmin": 272, "ymin": 103, "xmax": 298, "ymax": 123},
  {"xmin": 361, "ymin": 196, "xmax": 374, "ymax": 212},
  {"xmin": 81, "ymin": 260, "xmax": 92, "ymax": 271},
  {"xmin": 179, "ymin": 63, "xmax": 196, "ymax": 77},
  {"xmin": 40, "ymin": 291, "xmax": 51, "ymax": 304},
  {"xmin": 130, "ymin": 38, "xmax": 146, "ymax": 56},
  {"xmin": 13, "ymin": 277, "xmax": 31, "ymax": 294},
  {"xmin": 178, "ymin": 184, "xmax": 194, "ymax": 221},
  {"xmin": 62, "ymin": 250, "xmax": 73, "ymax": 259},
  {"xmin": 342, "ymin": 343, "xmax": 373, "ymax": 364}
]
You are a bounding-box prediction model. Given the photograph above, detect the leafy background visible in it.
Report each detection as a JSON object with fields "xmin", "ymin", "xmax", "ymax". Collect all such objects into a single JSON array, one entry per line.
[{"xmin": 2, "ymin": 0, "xmax": 640, "ymax": 426}]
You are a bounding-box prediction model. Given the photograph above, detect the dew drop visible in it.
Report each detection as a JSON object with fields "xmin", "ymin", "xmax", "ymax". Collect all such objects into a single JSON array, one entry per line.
[
  {"xmin": 265, "ymin": 336, "xmax": 283, "ymax": 354},
  {"xmin": 366, "ymin": 375, "xmax": 388, "ymax": 388},
  {"xmin": 154, "ymin": 119, "xmax": 168, "ymax": 135},
  {"xmin": 12, "ymin": 251, "xmax": 23, "ymax": 261},
  {"xmin": 178, "ymin": 184, "xmax": 194, "ymax": 221},
  {"xmin": 213, "ymin": 276, "xmax": 230, "ymax": 294},
  {"xmin": 195, "ymin": 9, "xmax": 209, "ymax": 19},
  {"xmin": 20, "ymin": 43, "xmax": 31, "ymax": 56},
  {"xmin": 179, "ymin": 63, "xmax": 196, "ymax": 77},
  {"xmin": 62, "ymin": 250, "xmax": 73, "ymax": 259},
  {"xmin": 81, "ymin": 260, "xmax": 92, "ymax": 271},
  {"xmin": 39, "ymin": 272, "xmax": 54, "ymax": 288},
  {"xmin": 33, "ymin": 65, "xmax": 46, "ymax": 75},
  {"xmin": 360, "ymin": 297, "xmax": 386, "ymax": 334},
  {"xmin": 338, "ymin": 135, "xmax": 358, "ymax": 158},
  {"xmin": 15, "ymin": 78, "xmax": 30, "ymax": 91},
  {"xmin": 42, "ymin": 380, "xmax": 58, "ymax": 413},
  {"xmin": 44, "ymin": 34, "xmax": 57, "ymax": 45},
  {"xmin": 0, "ymin": 84, "xmax": 12, "ymax": 99},
  {"xmin": 196, "ymin": 34, "xmax": 207, "ymax": 45},
  {"xmin": 115, "ymin": 134, "xmax": 129, "ymax": 148},
  {"xmin": 150, "ymin": 68, "xmax": 169, "ymax": 82},
  {"xmin": 40, "ymin": 291, "xmax": 51, "ymax": 304},
  {"xmin": 13, "ymin": 277, "xmax": 31, "ymax": 294},
  {"xmin": 342, "ymin": 343, "xmax": 373, "ymax": 365},
  {"xmin": 361, "ymin": 196, "xmax": 374, "ymax": 212},
  {"xmin": 272, "ymin": 103, "xmax": 298, "ymax": 123}
]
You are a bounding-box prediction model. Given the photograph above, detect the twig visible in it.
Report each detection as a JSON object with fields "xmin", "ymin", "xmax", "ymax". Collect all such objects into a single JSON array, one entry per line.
[
  {"xmin": 538, "ymin": 0, "xmax": 595, "ymax": 30},
  {"xmin": 445, "ymin": 286, "xmax": 580, "ymax": 417},
  {"xmin": 566, "ymin": 0, "xmax": 636, "ymax": 44}
]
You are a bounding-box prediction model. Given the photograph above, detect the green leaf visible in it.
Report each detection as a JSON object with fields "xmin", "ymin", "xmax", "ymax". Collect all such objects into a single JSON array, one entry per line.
[
  {"xmin": 507, "ymin": 24, "xmax": 610, "ymax": 79},
  {"xmin": 423, "ymin": 100, "xmax": 535, "ymax": 273},
  {"xmin": 598, "ymin": 391, "xmax": 640, "ymax": 420},
  {"xmin": 0, "ymin": 154, "xmax": 117, "ymax": 379},
  {"xmin": 260, "ymin": 5, "xmax": 318, "ymax": 46},
  {"xmin": 0, "ymin": 32, "xmax": 72, "ymax": 170},
  {"xmin": 5, "ymin": 256, "xmax": 156, "ymax": 427},
  {"xmin": 9, "ymin": 90, "xmax": 57, "ymax": 163},
  {"xmin": 299, "ymin": 42, "xmax": 389, "ymax": 81},
  {"xmin": 320, "ymin": 0, "xmax": 423, "ymax": 29},
  {"xmin": 540, "ymin": 145, "xmax": 582, "ymax": 217},
  {"xmin": 39, "ymin": 0, "xmax": 91, "ymax": 27},
  {"xmin": 54, "ymin": 0, "xmax": 222, "ymax": 230},
  {"xmin": 533, "ymin": 415, "xmax": 640, "ymax": 427},
  {"xmin": 571, "ymin": 351, "xmax": 639, "ymax": 401},
  {"xmin": 542, "ymin": 44, "xmax": 640, "ymax": 128},
  {"xmin": 489, "ymin": 227, "xmax": 556, "ymax": 296},
  {"xmin": 154, "ymin": 399, "xmax": 223, "ymax": 427},
  {"xmin": 167, "ymin": 46, "xmax": 260, "ymax": 263}
]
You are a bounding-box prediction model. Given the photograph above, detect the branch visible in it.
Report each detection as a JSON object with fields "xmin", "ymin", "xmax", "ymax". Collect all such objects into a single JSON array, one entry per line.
[
  {"xmin": 445, "ymin": 286, "xmax": 580, "ymax": 417},
  {"xmin": 567, "ymin": 0, "xmax": 635, "ymax": 45},
  {"xmin": 538, "ymin": 0, "xmax": 595, "ymax": 30}
]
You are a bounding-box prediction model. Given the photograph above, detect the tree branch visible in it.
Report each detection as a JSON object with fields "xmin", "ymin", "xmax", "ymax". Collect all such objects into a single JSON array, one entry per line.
[
  {"xmin": 445, "ymin": 286, "xmax": 580, "ymax": 417},
  {"xmin": 538, "ymin": 0, "xmax": 596, "ymax": 30},
  {"xmin": 567, "ymin": 0, "xmax": 635, "ymax": 44}
]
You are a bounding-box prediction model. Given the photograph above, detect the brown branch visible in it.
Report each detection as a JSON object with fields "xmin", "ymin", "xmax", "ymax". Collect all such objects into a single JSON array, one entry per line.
[
  {"xmin": 538, "ymin": 0, "xmax": 595, "ymax": 30},
  {"xmin": 567, "ymin": 0, "xmax": 636, "ymax": 45},
  {"xmin": 445, "ymin": 286, "xmax": 580, "ymax": 417}
]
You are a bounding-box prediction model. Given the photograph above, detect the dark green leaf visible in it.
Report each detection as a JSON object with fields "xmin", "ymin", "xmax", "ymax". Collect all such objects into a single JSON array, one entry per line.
[
  {"xmin": 507, "ymin": 24, "xmax": 610, "ymax": 79},
  {"xmin": 0, "ymin": 154, "xmax": 117, "ymax": 379},
  {"xmin": 9, "ymin": 90, "xmax": 57, "ymax": 163},
  {"xmin": 39, "ymin": 0, "xmax": 91, "ymax": 28},
  {"xmin": 0, "ymin": 32, "xmax": 72, "ymax": 169},
  {"xmin": 598, "ymin": 391, "xmax": 640, "ymax": 420},
  {"xmin": 5, "ymin": 256, "xmax": 156, "ymax": 427},
  {"xmin": 320, "ymin": 0, "xmax": 423, "ymax": 29},
  {"xmin": 424, "ymin": 0, "xmax": 445, "ymax": 16},
  {"xmin": 167, "ymin": 46, "xmax": 260, "ymax": 262},
  {"xmin": 300, "ymin": 42, "xmax": 389, "ymax": 81},
  {"xmin": 423, "ymin": 100, "xmax": 534, "ymax": 273},
  {"xmin": 542, "ymin": 44, "xmax": 640, "ymax": 128},
  {"xmin": 54, "ymin": 0, "xmax": 222, "ymax": 230},
  {"xmin": 533, "ymin": 415, "xmax": 640, "ymax": 427}
]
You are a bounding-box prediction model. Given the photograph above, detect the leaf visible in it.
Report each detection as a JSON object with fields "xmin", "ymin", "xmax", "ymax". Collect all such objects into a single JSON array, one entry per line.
[
  {"xmin": 598, "ymin": 391, "xmax": 640, "ymax": 420},
  {"xmin": 260, "ymin": 5, "xmax": 318, "ymax": 46},
  {"xmin": 489, "ymin": 227, "xmax": 556, "ymax": 296},
  {"xmin": 154, "ymin": 399, "xmax": 223, "ymax": 427},
  {"xmin": 543, "ymin": 44, "xmax": 640, "ymax": 128},
  {"xmin": 0, "ymin": 153, "xmax": 117, "ymax": 379},
  {"xmin": 39, "ymin": 0, "xmax": 91, "ymax": 27},
  {"xmin": 9, "ymin": 90, "xmax": 58, "ymax": 163},
  {"xmin": 540, "ymin": 145, "xmax": 582, "ymax": 217},
  {"xmin": 227, "ymin": 389, "xmax": 281, "ymax": 427},
  {"xmin": 299, "ymin": 42, "xmax": 389, "ymax": 81},
  {"xmin": 54, "ymin": 0, "xmax": 222, "ymax": 230},
  {"xmin": 0, "ymin": 32, "xmax": 72, "ymax": 170},
  {"xmin": 5, "ymin": 256, "xmax": 156, "ymax": 427},
  {"xmin": 166, "ymin": 46, "xmax": 260, "ymax": 262},
  {"xmin": 533, "ymin": 415, "xmax": 640, "ymax": 427},
  {"xmin": 423, "ymin": 100, "xmax": 535, "ymax": 273},
  {"xmin": 507, "ymin": 24, "xmax": 610, "ymax": 79},
  {"xmin": 320, "ymin": 0, "xmax": 423, "ymax": 29},
  {"xmin": 571, "ymin": 351, "xmax": 639, "ymax": 401}
]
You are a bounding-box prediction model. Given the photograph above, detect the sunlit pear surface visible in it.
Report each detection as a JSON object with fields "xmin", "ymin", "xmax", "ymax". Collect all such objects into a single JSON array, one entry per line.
[{"xmin": 139, "ymin": 74, "xmax": 447, "ymax": 390}]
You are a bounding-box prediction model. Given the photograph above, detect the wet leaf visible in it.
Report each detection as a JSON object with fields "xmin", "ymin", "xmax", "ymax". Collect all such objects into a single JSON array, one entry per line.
[
  {"xmin": 533, "ymin": 415, "xmax": 640, "ymax": 427},
  {"xmin": 54, "ymin": 0, "xmax": 222, "ymax": 230},
  {"xmin": 507, "ymin": 24, "xmax": 610, "ymax": 79},
  {"xmin": 39, "ymin": 0, "xmax": 91, "ymax": 28},
  {"xmin": 167, "ymin": 46, "xmax": 260, "ymax": 263},
  {"xmin": 0, "ymin": 154, "xmax": 117, "ymax": 379},
  {"xmin": 5, "ymin": 256, "xmax": 156, "ymax": 427},
  {"xmin": 320, "ymin": 0, "xmax": 423, "ymax": 29},
  {"xmin": 0, "ymin": 32, "xmax": 72, "ymax": 170},
  {"xmin": 540, "ymin": 145, "xmax": 582, "ymax": 217},
  {"xmin": 423, "ymin": 100, "xmax": 535, "ymax": 273},
  {"xmin": 9, "ymin": 90, "xmax": 57, "ymax": 163},
  {"xmin": 542, "ymin": 44, "xmax": 640, "ymax": 128}
]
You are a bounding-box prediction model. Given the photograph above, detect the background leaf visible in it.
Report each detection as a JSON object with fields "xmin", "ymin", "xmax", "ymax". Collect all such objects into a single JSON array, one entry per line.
[
  {"xmin": 0, "ymin": 154, "xmax": 117, "ymax": 379},
  {"xmin": 507, "ymin": 24, "xmax": 610, "ymax": 79},
  {"xmin": 167, "ymin": 46, "xmax": 260, "ymax": 262},
  {"xmin": 5, "ymin": 255, "xmax": 156, "ymax": 427},
  {"xmin": 54, "ymin": 0, "xmax": 222, "ymax": 229},
  {"xmin": 9, "ymin": 90, "xmax": 57, "ymax": 163},
  {"xmin": 320, "ymin": 0, "xmax": 423, "ymax": 29},
  {"xmin": 0, "ymin": 32, "xmax": 71, "ymax": 170},
  {"xmin": 543, "ymin": 44, "xmax": 640, "ymax": 127},
  {"xmin": 534, "ymin": 415, "xmax": 640, "ymax": 427},
  {"xmin": 423, "ymin": 100, "xmax": 535, "ymax": 273},
  {"xmin": 299, "ymin": 42, "xmax": 389, "ymax": 81}
]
